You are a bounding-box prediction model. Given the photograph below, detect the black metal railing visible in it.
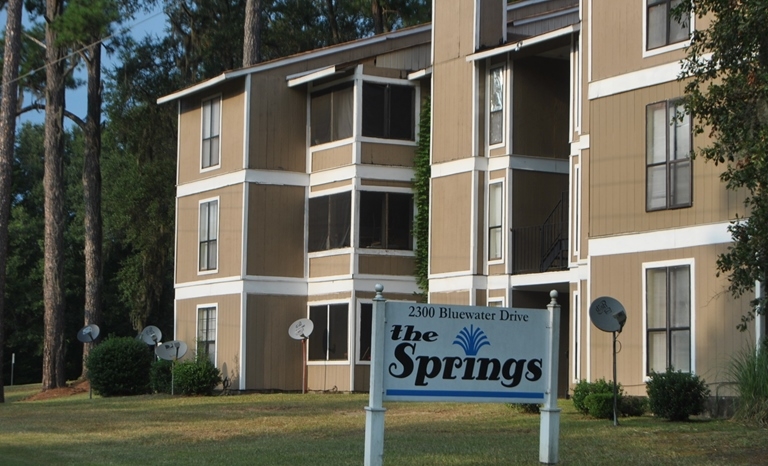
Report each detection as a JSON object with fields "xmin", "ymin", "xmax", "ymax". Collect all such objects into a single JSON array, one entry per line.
[{"xmin": 510, "ymin": 192, "xmax": 568, "ymax": 274}]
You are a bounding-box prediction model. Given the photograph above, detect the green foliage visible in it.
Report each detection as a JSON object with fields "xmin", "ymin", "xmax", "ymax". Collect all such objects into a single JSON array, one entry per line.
[
  {"xmin": 173, "ymin": 357, "xmax": 222, "ymax": 396},
  {"xmin": 572, "ymin": 378, "xmax": 620, "ymax": 415},
  {"xmin": 86, "ymin": 336, "xmax": 153, "ymax": 396},
  {"xmin": 646, "ymin": 368, "xmax": 710, "ymax": 421},
  {"xmin": 620, "ymin": 396, "xmax": 648, "ymax": 417},
  {"xmin": 729, "ymin": 342, "xmax": 768, "ymax": 425},
  {"xmin": 678, "ymin": 0, "xmax": 768, "ymax": 329},
  {"xmin": 507, "ymin": 403, "xmax": 540, "ymax": 414},
  {"xmin": 584, "ymin": 392, "xmax": 615, "ymax": 420},
  {"xmin": 150, "ymin": 359, "xmax": 174, "ymax": 394},
  {"xmin": 413, "ymin": 96, "xmax": 430, "ymax": 294}
]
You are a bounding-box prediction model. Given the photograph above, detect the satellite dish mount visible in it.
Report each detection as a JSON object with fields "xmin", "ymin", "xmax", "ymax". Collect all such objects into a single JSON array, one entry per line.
[
  {"xmin": 155, "ymin": 340, "xmax": 188, "ymax": 395},
  {"xmin": 288, "ymin": 318, "xmax": 314, "ymax": 394},
  {"xmin": 77, "ymin": 324, "xmax": 101, "ymax": 399},
  {"xmin": 589, "ymin": 297, "xmax": 627, "ymax": 427}
]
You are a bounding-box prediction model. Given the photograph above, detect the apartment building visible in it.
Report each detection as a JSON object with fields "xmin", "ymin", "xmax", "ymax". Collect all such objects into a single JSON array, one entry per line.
[{"xmin": 160, "ymin": 0, "xmax": 760, "ymax": 396}]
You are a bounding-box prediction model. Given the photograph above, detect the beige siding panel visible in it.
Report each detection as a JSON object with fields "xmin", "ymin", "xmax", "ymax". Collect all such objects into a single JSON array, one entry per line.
[
  {"xmin": 475, "ymin": 289, "xmax": 487, "ymax": 307},
  {"xmin": 360, "ymin": 143, "xmax": 416, "ymax": 167},
  {"xmin": 308, "ymin": 365, "xmax": 350, "ymax": 391},
  {"xmin": 580, "ymin": 148, "xmax": 590, "ymax": 258},
  {"xmin": 476, "ymin": 172, "xmax": 485, "ymax": 273},
  {"xmin": 590, "ymin": 82, "xmax": 746, "ymax": 238},
  {"xmin": 488, "ymin": 288, "xmax": 506, "ymax": 299},
  {"xmin": 309, "ymin": 292, "xmax": 352, "ymax": 302},
  {"xmin": 590, "ymin": 246, "xmax": 752, "ymax": 396},
  {"xmin": 247, "ymin": 184, "xmax": 305, "ymax": 277},
  {"xmin": 361, "ymin": 179, "xmax": 412, "ymax": 189},
  {"xmin": 176, "ymin": 294, "xmax": 242, "ymax": 387},
  {"xmin": 374, "ymin": 44, "xmax": 432, "ymax": 72},
  {"xmin": 358, "ymin": 254, "xmax": 415, "ymax": 276},
  {"xmin": 312, "ymin": 144, "xmax": 353, "ymax": 172},
  {"xmin": 488, "ymin": 264, "xmax": 505, "ymax": 275},
  {"xmin": 477, "ymin": 0, "xmax": 504, "ymax": 49},
  {"xmin": 430, "ymin": 291, "xmax": 470, "ymax": 305},
  {"xmin": 176, "ymin": 185, "xmax": 243, "ymax": 284},
  {"xmin": 178, "ymin": 78, "xmax": 246, "ymax": 186},
  {"xmin": 309, "ymin": 254, "xmax": 351, "ymax": 277},
  {"xmin": 311, "ymin": 179, "xmax": 352, "ymax": 192},
  {"xmin": 354, "ymin": 365, "xmax": 370, "ymax": 392},
  {"xmin": 489, "ymin": 169, "xmax": 506, "ymax": 180},
  {"xmin": 361, "ymin": 64, "xmax": 408, "ymax": 79},
  {"xmin": 433, "ymin": 0, "xmax": 469, "ymax": 63},
  {"xmin": 432, "ymin": 58, "xmax": 474, "ymax": 163},
  {"xmin": 431, "ymin": 173, "xmax": 472, "ymax": 274},
  {"xmin": 356, "ymin": 291, "xmax": 417, "ymax": 302},
  {"xmin": 245, "ymin": 294, "xmax": 305, "ymax": 390}
]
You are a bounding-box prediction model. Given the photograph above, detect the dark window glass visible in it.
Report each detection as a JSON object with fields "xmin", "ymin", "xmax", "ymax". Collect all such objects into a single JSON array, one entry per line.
[
  {"xmin": 359, "ymin": 303, "xmax": 372, "ymax": 361},
  {"xmin": 308, "ymin": 192, "xmax": 351, "ymax": 252},
  {"xmin": 359, "ymin": 192, "xmax": 413, "ymax": 250},
  {"xmin": 362, "ymin": 82, "xmax": 414, "ymax": 140},
  {"xmin": 646, "ymin": 100, "xmax": 691, "ymax": 211},
  {"xmin": 311, "ymin": 83, "xmax": 353, "ymax": 145},
  {"xmin": 646, "ymin": 265, "xmax": 691, "ymax": 375},
  {"xmin": 308, "ymin": 303, "xmax": 349, "ymax": 361},
  {"xmin": 646, "ymin": 0, "xmax": 690, "ymax": 50}
]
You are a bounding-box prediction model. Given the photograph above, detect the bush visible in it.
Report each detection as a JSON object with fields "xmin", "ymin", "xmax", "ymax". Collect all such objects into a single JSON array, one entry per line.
[
  {"xmin": 646, "ymin": 368, "xmax": 710, "ymax": 421},
  {"xmin": 584, "ymin": 392, "xmax": 615, "ymax": 419},
  {"xmin": 508, "ymin": 403, "xmax": 541, "ymax": 414},
  {"xmin": 174, "ymin": 357, "xmax": 222, "ymax": 395},
  {"xmin": 729, "ymin": 343, "xmax": 768, "ymax": 425},
  {"xmin": 573, "ymin": 378, "xmax": 621, "ymax": 415},
  {"xmin": 150, "ymin": 359, "xmax": 174, "ymax": 394},
  {"xmin": 86, "ymin": 336, "xmax": 153, "ymax": 397},
  {"xmin": 620, "ymin": 396, "xmax": 648, "ymax": 417}
]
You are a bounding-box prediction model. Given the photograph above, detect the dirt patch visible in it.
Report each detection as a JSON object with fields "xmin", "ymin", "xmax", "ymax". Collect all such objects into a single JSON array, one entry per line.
[{"xmin": 23, "ymin": 380, "xmax": 90, "ymax": 401}]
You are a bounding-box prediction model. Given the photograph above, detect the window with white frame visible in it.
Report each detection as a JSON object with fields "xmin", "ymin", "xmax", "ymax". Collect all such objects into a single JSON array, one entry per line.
[
  {"xmin": 310, "ymin": 83, "xmax": 353, "ymax": 146},
  {"xmin": 197, "ymin": 306, "xmax": 216, "ymax": 364},
  {"xmin": 646, "ymin": 0, "xmax": 690, "ymax": 50},
  {"xmin": 359, "ymin": 192, "xmax": 413, "ymax": 250},
  {"xmin": 489, "ymin": 66, "xmax": 504, "ymax": 145},
  {"xmin": 199, "ymin": 199, "xmax": 218, "ymax": 271},
  {"xmin": 308, "ymin": 303, "xmax": 348, "ymax": 361},
  {"xmin": 359, "ymin": 303, "xmax": 372, "ymax": 361},
  {"xmin": 646, "ymin": 99, "xmax": 691, "ymax": 211},
  {"xmin": 202, "ymin": 97, "xmax": 221, "ymax": 169},
  {"xmin": 488, "ymin": 181, "xmax": 503, "ymax": 260},
  {"xmin": 362, "ymin": 82, "xmax": 415, "ymax": 141},
  {"xmin": 646, "ymin": 264, "xmax": 691, "ymax": 374},
  {"xmin": 308, "ymin": 192, "xmax": 351, "ymax": 252}
]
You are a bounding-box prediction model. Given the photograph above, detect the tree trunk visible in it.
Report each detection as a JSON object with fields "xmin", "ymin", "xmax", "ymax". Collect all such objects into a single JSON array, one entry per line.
[
  {"xmin": 372, "ymin": 0, "xmax": 384, "ymax": 35},
  {"xmin": 42, "ymin": 0, "xmax": 68, "ymax": 391},
  {"xmin": 0, "ymin": 0, "xmax": 24, "ymax": 403},
  {"xmin": 243, "ymin": 0, "xmax": 262, "ymax": 66},
  {"xmin": 81, "ymin": 42, "xmax": 103, "ymax": 379},
  {"xmin": 325, "ymin": 0, "xmax": 341, "ymax": 44}
]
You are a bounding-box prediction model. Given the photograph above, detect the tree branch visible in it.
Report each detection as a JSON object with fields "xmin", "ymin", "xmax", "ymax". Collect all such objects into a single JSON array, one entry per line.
[{"xmin": 17, "ymin": 103, "xmax": 86, "ymax": 129}]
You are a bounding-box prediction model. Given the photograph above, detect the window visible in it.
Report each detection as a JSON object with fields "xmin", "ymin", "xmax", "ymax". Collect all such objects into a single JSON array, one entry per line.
[
  {"xmin": 359, "ymin": 303, "xmax": 372, "ymax": 361},
  {"xmin": 308, "ymin": 303, "xmax": 348, "ymax": 361},
  {"xmin": 646, "ymin": 0, "xmax": 690, "ymax": 50},
  {"xmin": 311, "ymin": 83, "xmax": 353, "ymax": 145},
  {"xmin": 646, "ymin": 265, "xmax": 691, "ymax": 374},
  {"xmin": 359, "ymin": 192, "xmax": 413, "ymax": 250},
  {"xmin": 308, "ymin": 192, "xmax": 351, "ymax": 252},
  {"xmin": 199, "ymin": 199, "xmax": 218, "ymax": 271},
  {"xmin": 489, "ymin": 66, "xmax": 504, "ymax": 145},
  {"xmin": 202, "ymin": 97, "xmax": 220, "ymax": 168},
  {"xmin": 646, "ymin": 100, "xmax": 691, "ymax": 211},
  {"xmin": 198, "ymin": 306, "xmax": 216, "ymax": 364},
  {"xmin": 488, "ymin": 182, "xmax": 503, "ymax": 260},
  {"xmin": 362, "ymin": 82, "xmax": 414, "ymax": 140}
]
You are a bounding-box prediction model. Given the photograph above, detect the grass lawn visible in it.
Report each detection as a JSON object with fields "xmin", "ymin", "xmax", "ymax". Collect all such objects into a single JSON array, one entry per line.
[{"xmin": 0, "ymin": 384, "xmax": 766, "ymax": 465}]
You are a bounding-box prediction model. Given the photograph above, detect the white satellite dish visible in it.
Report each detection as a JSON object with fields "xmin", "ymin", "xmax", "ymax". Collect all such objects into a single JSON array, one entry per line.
[
  {"xmin": 288, "ymin": 318, "xmax": 314, "ymax": 340},
  {"xmin": 77, "ymin": 324, "xmax": 101, "ymax": 343},
  {"xmin": 155, "ymin": 340, "xmax": 188, "ymax": 361},
  {"xmin": 140, "ymin": 325, "xmax": 163, "ymax": 346},
  {"xmin": 589, "ymin": 296, "xmax": 627, "ymax": 333}
]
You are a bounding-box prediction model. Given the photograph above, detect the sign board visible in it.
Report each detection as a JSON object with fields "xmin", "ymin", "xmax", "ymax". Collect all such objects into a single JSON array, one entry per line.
[{"xmin": 382, "ymin": 302, "xmax": 548, "ymax": 403}]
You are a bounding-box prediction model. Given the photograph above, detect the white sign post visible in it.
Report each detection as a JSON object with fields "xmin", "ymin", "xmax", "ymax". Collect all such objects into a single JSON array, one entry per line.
[{"xmin": 364, "ymin": 285, "xmax": 561, "ymax": 465}]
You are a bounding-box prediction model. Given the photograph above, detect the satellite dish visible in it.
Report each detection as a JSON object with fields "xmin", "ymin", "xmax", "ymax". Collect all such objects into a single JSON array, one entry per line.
[
  {"xmin": 77, "ymin": 324, "xmax": 101, "ymax": 343},
  {"xmin": 288, "ymin": 318, "xmax": 314, "ymax": 340},
  {"xmin": 589, "ymin": 296, "xmax": 627, "ymax": 333},
  {"xmin": 140, "ymin": 325, "xmax": 163, "ymax": 346},
  {"xmin": 155, "ymin": 340, "xmax": 188, "ymax": 361}
]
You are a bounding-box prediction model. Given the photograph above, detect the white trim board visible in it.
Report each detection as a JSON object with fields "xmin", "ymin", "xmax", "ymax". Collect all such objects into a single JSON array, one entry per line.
[{"xmin": 589, "ymin": 222, "xmax": 732, "ymax": 257}]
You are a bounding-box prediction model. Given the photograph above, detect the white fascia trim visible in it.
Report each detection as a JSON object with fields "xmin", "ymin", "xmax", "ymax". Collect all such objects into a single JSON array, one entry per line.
[
  {"xmin": 431, "ymin": 157, "xmax": 487, "ymax": 179},
  {"xmin": 571, "ymin": 134, "xmax": 590, "ymax": 153},
  {"xmin": 239, "ymin": 293, "xmax": 247, "ymax": 390},
  {"xmin": 428, "ymin": 275, "xmax": 486, "ymax": 294},
  {"xmin": 408, "ymin": 67, "xmax": 432, "ymax": 81},
  {"xmin": 508, "ymin": 269, "xmax": 575, "ymax": 287},
  {"xmin": 158, "ymin": 24, "xmax": 432, "ymax": 104},
  {"xmin": 286, "ymin": 66, "xmax": 337, "ymax": 87},
  {"xmin": 307, "ymin": 277, "xmax": 416, "ymax": 296},
  {"xmin": 466, "ymin": 24, "xmax": 580, "ymax": 62},
  {"xmin": 589, "ymin": 222, "xmax": 732, "ymax": 257},
  {"xmin": 244, "ymin": 278, "xmax": 308, "ymax": 295},
  {"xmin": 311, "ymin": 165, "xmax": 414, "ymax": 187},
  {"xmin": 509, "ymin": 155, "xmax": 569, "ymax": 174},
  {"xmin": 176, "ymin": 280, "xmax": 244, "ymax": 300},
  {"xmin": 177, "ymin": 170, "xmax": 309, "ymax": 198},
  {"xmin": 514, "ymin": 7, "xmax": 579, "ymax": 27}
]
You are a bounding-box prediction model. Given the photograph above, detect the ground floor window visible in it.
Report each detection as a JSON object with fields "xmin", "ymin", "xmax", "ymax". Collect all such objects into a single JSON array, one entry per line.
[
  {"xmin": 308, "ymin": 303, "xmax": 348, "ymax": 361},
  {"xmin": 197, "ymin": 306, "xmax": 217, "ymax": 364},
  {"xmin": 646, "ymin": 264, "xmax": 691, "ymax": 374},
  {"xmin": 359, "ymin": 303, "xmax": 372, "ymax": 361}
]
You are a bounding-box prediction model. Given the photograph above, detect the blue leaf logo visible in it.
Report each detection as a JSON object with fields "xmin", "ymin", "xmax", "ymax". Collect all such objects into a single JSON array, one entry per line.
[{"xmin": 452, "ymin": 325, "xmax": 491, "ymax": 356}]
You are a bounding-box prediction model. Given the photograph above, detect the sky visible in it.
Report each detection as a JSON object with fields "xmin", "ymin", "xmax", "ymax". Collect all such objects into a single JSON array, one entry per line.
[{"xmin": 0, "ymin": 5, "xmax": 169, "ymax": 127}]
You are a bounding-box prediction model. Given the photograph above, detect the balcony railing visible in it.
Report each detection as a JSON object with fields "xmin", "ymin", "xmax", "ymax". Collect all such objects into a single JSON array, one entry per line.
[{"xmin": 510, "ymin": 192, "xmax": 568, "ymax": 275}]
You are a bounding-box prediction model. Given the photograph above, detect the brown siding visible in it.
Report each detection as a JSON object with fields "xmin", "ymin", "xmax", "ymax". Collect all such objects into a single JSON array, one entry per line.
[
  {"xmin": 432, "ymin": 57, "xmax": 474, "ymax": 163},
  {"xmin": 311, "ymin": 179, "xmax": 352, "ymax": 192},
  {"xmin": 312, "ymin": 144, "xmax": 353, "ymax": 172},
  {"xmin": 590, "ymin": 81, "xmax": 745, "ymax": 238},
  {"xmin": 309, "ymin": 254, "xmax": 351, "ymax": 277},
  {"xmin": 308, "ymin": 365, "xmax": 350, "ymax": 391},
  {"xmin": 245, "ymin": 294, "xmax": 305, "ymax": 390},
  {"xmin": 176, "ymin": 294, "xmax": 242, "ymax": 387},
  {"xmin": 355, "ymin": 291, "xmax": 416, "ymax": 302},
  {"xmin": 475, "ymin": 289, "xmax": 487, "ymax": 306},
  {"xmin": 246, "ymin": 184, "xmax": 305, "ymax": 277},
  {"xmin": 488, "ymin": 264, "xmax": 505, "ymax": 275},
  {"xmin": 488, "ymin": 288, "xmax": 506, "ymax": 298},
  {"xmin": 477, "ymin": 0, "xmax": 504, "ymax": 49},
  {"xmin": 429, "ymin": 291, "xmax": 470, "ymax": 305},
  {"xmin": 176, "ymin": 185, "xmax": 243, "ymax": 284},
  {"xmin": 309, "ymin": 292, "xmax": 352, "ymax": 302},
  {"xmin": 361, "ymin": 179, "xmax": 412, "ymax": 189},
  {"xmin": 178, "ymin": 78, "xmax": 246, "ymax": 185},
  {"xmin": 354, "ymin": 365, "xmax": 370, "ymax": 392},
  {"xmin": 431, "ymin": 173, "xmax": 472, "ymax": 274},
  {"xmin": 360, "ymin": 143, "xmax": 416, "ymax": 167},
  {"xmin": 476, "ymin": 172, "xmax": 485, "ymax": 273},
  {"xmin": 358, "ymin": 254, "xmax": 415, "ymax": 276},
  {"xmin": 374, "ymin": 44, "xmax": 432, "ymax": 71}
]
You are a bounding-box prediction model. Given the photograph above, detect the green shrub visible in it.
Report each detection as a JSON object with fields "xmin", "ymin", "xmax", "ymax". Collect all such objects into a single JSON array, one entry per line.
[
  {"xmin": 508, "ymin": 403, "xmax": 541, "ymax": 414},
  {"xmin": 584, "ymin": 392, "xmax": 615, "ymax": 419},
  {"xmin": 150, "ymin": 359, "xmax": 174, "ymax": 394},
  {"xmin": 646, "ymin": 368, "xmax": 710, "ymax": 421},
  {"xmin": 174, "ymin": 357, "xmax": 222, "ymax": 395},
  {"xmin": 86, "ymin": 336, "xmax": 153, "ymax": 397},
  {"xmin": 573, "ymin": 378, "xmax": 620, "ymax": 415},
  {"xmin": 620, "ymin": 396, "xmax": 648, "ymax": 417},
  {"xmin": 729, "ymin": 343, "xmax": 768, "ymax": 425}
]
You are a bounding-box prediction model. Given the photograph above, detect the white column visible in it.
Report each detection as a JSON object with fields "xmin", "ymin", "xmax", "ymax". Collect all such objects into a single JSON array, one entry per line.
[
  {"xmin": 539, "ymin": 290, "xmax": 561, "ymax": 464},
  {"xmin": 364, "ymin": 285, "xmax": 387, "ymax": 466}
]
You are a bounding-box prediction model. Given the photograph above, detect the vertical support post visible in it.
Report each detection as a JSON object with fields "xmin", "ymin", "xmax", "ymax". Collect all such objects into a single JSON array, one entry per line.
[
  {"xmin": 756, "ymin": 280, "xmax": 765, "ymax": 352},
  {"xmin": 540, "ymin": 290, "xmax": 561, "ymax": 464},
  {"xmin": 612, "ymin": 332, "xmax": 618, "ymax": 426},
  {"xmin": 364, "ymin": 284, "xmax": 386, "ymax": 466},
  {"xmin": 302, "ymin": 338, "xmax": 308, "ymax": 394},
  {"xmin": 11, "ymin": 353, "xmax": 14, "ymax": 386}
]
